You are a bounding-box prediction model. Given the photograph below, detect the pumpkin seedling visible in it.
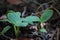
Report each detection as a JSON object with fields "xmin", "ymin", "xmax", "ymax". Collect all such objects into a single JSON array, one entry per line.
[
  {"xmin": 7, "ymin": 10, "xmax": 40, "ymax": 37},
  {"xmin": 0, "ymin": 10, "xmax": 40, "ymax": 38}
]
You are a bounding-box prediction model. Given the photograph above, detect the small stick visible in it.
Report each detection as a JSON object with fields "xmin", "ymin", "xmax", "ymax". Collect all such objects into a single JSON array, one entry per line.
[
  {"xmin": 56, "ymin": 27, "xmax": 59, "ymax": 40},
  {"xmin": 52, "ymin": 7, "xmax": 60, "ymax": 14},
  {"xmin": 36, "ymin": 1, "xmax": 53, "ymax": 12},
  {"xmin": 22, "ymin": 6, "xmax": 27, "ymax": 17}
]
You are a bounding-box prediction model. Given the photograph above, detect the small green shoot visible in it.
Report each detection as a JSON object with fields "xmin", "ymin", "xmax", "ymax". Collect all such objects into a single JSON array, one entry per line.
[
  {"xmin": 39, "ymin": 9, "xmax": 53, "ymax": 33},
  {"xmin": 1, "ymin": 26, "xmax": 11, "ymax": 34}
]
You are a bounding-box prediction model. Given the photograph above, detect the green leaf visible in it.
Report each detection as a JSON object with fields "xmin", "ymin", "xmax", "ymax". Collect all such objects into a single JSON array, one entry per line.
[
  {"xmin": 1, "ymin": 26, "xmax": 11, "ymax": 34},
  {"xmin": 7, "ymin": 11, "xmax": 22, "ymax": 26},
  {"xmin": 40, "ymin": 9, "xmax": 53, "ymax": 23},
  {"xmin": 7, "ymin": 11, "xmax": 28, "ymax": 27},
  {"xmin": 40, "ymin": 28, "xmax": 47, "ymax": 33},
  {"xmin": 24, "ymin": 16, "xmax": 40, "ymax": 24}
]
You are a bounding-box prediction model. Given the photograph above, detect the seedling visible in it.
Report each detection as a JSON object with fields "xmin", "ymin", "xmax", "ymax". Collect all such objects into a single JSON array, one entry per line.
[
  {"xmin": 0, "ymin": 10, "xmax": 39, "ymax": 37},
  {"xmin": 39, "ymin": 9, "xmax": 53, "ymax": 33}
]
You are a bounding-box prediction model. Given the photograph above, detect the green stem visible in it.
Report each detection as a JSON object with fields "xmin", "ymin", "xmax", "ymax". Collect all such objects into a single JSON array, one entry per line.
[
  {"xmin": 14, "ymin": 25, "xmax": 20, "ymax": 38},
  {"xmin": 14, "ymin": 25, "xmax": 18, "ymax": 38},
  {"xmin": 41, "ymin": 23, "xmax": 44, "ymax": 28},
  {"xmin": 17, "ymin": 27, "xmax": 20, "ymax": 36}
]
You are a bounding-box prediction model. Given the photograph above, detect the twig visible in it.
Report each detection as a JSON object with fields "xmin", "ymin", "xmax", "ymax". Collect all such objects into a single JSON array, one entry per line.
[
  {"xmin": 52, "ymin": 7, "xmax": 60, "ymax": 14},
  {"xmin": 35, "ymin": 5, "xmax": 53, "ymax": 15},
  {"xmin": 56, "ymin": 28, "xmax": 59, "ymax": 40},
  {"xmin": 22, "ymin": 6, "xmax": 27, "ymax": 17},
  {"xmin": 36, "ymin": 1, "xmax": 53, "ymax": 12}
]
